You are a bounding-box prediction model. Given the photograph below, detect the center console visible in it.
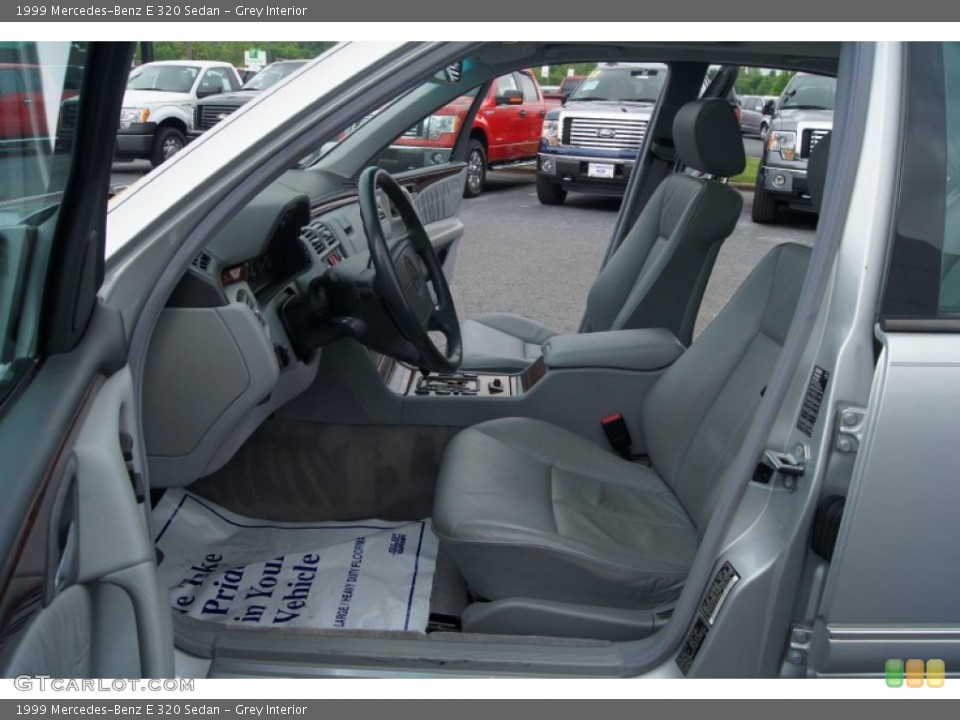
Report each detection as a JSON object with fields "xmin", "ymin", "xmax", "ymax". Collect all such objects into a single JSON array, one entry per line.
[
  {"xmin": 281, "ymin": 329, "xmax": 681, "ymax": 452},
  {"xmin": 381, "ymin": 358, "xmax": 548, "ymax": 398}
]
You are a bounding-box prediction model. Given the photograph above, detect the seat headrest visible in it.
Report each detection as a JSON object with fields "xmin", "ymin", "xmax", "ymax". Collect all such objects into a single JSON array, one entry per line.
[
  {"xmin": 806, "ymin": 132, "xmax": 831, "ymax": 213},
  {"xmin": 673, "ymin": 98, "xmax": 746, "ymax": 178}
]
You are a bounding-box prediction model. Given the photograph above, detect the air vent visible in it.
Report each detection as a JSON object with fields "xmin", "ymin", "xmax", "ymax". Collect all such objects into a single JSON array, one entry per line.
[
  {"xmin": 300, "ymin": 221, "xmax": 336, "ymax": 256},
  {"xmin": 192, "ymin": 252, "xmax": 212, "ymax": 272}
]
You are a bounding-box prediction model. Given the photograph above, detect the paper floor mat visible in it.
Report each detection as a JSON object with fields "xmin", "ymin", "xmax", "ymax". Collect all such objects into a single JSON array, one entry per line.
[{"xmin": 152, "ymin": 490, "xmax": 437, "ymax": 632}]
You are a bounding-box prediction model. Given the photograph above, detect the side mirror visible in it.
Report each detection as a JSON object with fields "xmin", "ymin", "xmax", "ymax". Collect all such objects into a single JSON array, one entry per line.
[
  {"xmin": 562, "ymin": 91, "xmax": 571, "ymax": 105},
  {"xmin": 762, "ymin": 99, "xmax": 775, "ymax": 115},
  {"xmin": 196, "ymin": 87, "xmax": 220, "ymax": 99},
  {"xmin": 496, "ymin": 88, "xmax": 524, "ymax": 106}
]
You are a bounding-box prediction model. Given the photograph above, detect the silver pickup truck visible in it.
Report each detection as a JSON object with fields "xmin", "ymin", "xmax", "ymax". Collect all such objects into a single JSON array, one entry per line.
[{"xmin": 752, "ymin": 72, "xmax": 835, "ymax": 223}]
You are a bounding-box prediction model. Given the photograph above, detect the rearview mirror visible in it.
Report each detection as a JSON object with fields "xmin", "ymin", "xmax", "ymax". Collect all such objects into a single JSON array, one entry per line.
[{"xmin": 496, "ymin": 88, "xmax": 524, "ymax": 106}]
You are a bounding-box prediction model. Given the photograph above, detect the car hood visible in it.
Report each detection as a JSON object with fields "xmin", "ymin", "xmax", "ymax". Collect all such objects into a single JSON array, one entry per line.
[
  {"xmin": 197, "ymin": 90, "xmax": 260, "ymax": 106},
  {"xmin": 777, "ymin": 108, "xmax": 834, "ymax": 124},
  {"xmin": 122, "ymin": 89, "xmax": 194, "ymax": 106},
  {"xmin": 560, "ymin": 99, "xmax": 657, "ymax": 115}
]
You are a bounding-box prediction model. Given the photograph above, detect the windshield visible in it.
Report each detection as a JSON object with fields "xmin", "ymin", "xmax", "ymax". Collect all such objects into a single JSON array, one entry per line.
[
  {"xmin": 780, "ymin": 74, "xmax": 836, "ymax": 111},
  {"xmin": 570, "ymin": 67, "xmax": 666, "ymax": 103},
  {"xmin": 243, "ymin": 62, "xmax": 305, "ymax": 91},
  {"xmin": 127, "ymin": 64, "xmax": 200, "ymax": 93}
]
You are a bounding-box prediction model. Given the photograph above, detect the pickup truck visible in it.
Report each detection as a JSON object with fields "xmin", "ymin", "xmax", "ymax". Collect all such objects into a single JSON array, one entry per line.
[
  {"xmin": 118, "ymin": 60, "xmax": 242, "ymax": 167},
  {"xmin": 752, "ymin": 72, "xmax": 835, "ymax": 223},
  {"xmin": 391, "ymin": 69, "xmax": 548, "ymax": 197},
  {"xmin": 191, "ymin": 60, "xmax": 309, "ymax": 137},
  {"xmin": 536, "ymin": 63, "xmax": 667, "ymax": 204}
]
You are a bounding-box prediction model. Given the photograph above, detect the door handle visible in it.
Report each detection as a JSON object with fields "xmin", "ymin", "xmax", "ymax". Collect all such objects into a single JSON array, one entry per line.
[{"xmin": 519, "ymin": 109, "xmax": 527, "ymax": 118}]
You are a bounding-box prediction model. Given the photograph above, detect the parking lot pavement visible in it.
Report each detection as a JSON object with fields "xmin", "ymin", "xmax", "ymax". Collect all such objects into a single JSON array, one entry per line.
[{"xmin": 452, "ymin": 170, "xmax": 817, "ymax": 337}]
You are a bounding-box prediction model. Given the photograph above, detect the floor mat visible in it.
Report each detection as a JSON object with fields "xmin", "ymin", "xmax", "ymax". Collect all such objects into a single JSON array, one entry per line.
[{"xmin": 153, "ymin": 490, "xmax": 438, "ymax": 632}]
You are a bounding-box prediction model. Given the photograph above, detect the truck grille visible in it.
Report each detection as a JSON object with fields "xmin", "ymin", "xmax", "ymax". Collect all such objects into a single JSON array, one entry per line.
[
  {"xmin": 196, "ymin": 104, "xmax": 239, "ymax": 131},
  {"xmin": 800, "ymin": 129, "xmax": 830, "ymax": 159},
  {"xmin": 563, "ymin": 117, "xmax": 648, "ymax": 151}
]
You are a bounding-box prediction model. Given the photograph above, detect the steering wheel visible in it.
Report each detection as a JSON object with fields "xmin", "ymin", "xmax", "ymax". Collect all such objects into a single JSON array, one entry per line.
[{"xmin": 358, "ymin": 166, "xmax": 462, "ymax": 373}]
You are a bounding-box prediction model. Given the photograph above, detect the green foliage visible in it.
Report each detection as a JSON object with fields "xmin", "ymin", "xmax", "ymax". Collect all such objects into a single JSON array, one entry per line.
[
  {"xmin": 136, "ymin": 42, "xmax": 336, "ymax": 67},
  {"xmin": 734, "ymin": 67, "xmax": 794, "ymax": 98},
  {"xmin": 729, "ymin": 156, "xmax": 759, "ymax": 185}
]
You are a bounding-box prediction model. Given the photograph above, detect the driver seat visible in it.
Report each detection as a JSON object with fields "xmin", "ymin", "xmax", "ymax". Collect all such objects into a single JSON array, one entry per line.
[{"xmin": 459, "ymin": 98, "xmax": 746, "ymax": 372}]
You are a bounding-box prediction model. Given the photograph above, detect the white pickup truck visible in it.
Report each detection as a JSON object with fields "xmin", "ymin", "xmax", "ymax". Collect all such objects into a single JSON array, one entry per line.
[{"xmin": 117, "ymin": 60, "xmax": 242, "ymax": 166}]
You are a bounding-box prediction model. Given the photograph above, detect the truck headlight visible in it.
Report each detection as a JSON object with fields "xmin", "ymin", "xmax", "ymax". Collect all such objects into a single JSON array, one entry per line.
[
  {"xmin": 119, "ymin": 107, "xmax": 150, "ymax": 130},
  {"xmin": 541, "ymin": 119, "xmax": 560, "ymax": 147},
  {"xmin": 425, "ymin": 114, "xmax": 459, "ymax": 140},
  {"xmin": 767, "ymin": 130, "xmax": 797, "ymax": 161}
]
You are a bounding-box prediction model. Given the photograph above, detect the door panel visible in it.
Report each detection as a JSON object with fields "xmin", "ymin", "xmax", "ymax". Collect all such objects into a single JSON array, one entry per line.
[
  {"xmin": 400, "ymin": 164, "xmax": 467, "ymax": 278},
  {"xmin": 0, "ymin": 41, "xmax": 170, "ymax": 679},
  {"xmin": 2, "ymin": 367, "xmax": 173, "ymax": 677},
  {"xmin": 516, "ymin": 71, "xmax": 543, "ymax": 157},
  {"xmin": 488, "ymin": 74, "xmax": 522, "ymax": 160}
]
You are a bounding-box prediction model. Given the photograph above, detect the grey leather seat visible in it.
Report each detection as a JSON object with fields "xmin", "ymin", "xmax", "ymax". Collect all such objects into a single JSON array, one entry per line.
[
  {"xmin": 433, "ymin": 126, "xmax": 831, "ymax": 613},
  {"xmin": 460, "ymin": 98, "xmax": 746, "ymax": 372},
  {"xmin": 434, "ymin": 240, "xmax": 813, "ymax": 608}
]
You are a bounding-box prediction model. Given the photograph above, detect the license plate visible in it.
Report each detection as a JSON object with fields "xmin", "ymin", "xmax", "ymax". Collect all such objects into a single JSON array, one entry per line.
[{"xmin": 587, "ymin": 162, "xmax": 615, "ymax": 179}]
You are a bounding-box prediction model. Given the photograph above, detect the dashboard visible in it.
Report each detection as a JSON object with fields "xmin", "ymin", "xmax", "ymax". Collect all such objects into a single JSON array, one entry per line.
[
  {"xmin": 142, "ymin": 163, "xmax": 460, "ymax": 489},
  {"xmin": 144, "ymin": 168, "xmax": 395, "ymax": 488}
]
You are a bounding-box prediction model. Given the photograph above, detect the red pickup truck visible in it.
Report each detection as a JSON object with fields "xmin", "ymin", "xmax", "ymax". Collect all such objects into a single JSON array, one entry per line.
[{"xmin": 393, "ymin": 69, "xmax": 548, "ymax": 197}]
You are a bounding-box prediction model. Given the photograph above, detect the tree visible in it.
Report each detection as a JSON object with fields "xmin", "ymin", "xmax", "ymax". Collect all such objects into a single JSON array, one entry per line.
[
  {"xmin": 735, "ymin": 67, "xmax": 794, "ymax": 97},
  {"xmin": 135, "ymin": 42, "xmax": 336, "ymax": 67}
]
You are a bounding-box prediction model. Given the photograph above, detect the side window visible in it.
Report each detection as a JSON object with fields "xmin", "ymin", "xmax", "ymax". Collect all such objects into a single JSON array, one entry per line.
[
  {"xmin": 881, "ymin": 42, "xmax": 960, "ymax": 322},
  {"xmin": 374, "ymin": 86, "xmax": 481, "ymax": 174},
  {"xmin": 495, "ymin": 73, "xmax": 518, "ymax": 95},
  {"xmin": 517, "ymin": 72, "xmax": 539, "ymax": 102},
  {"xmin": 0, "ymin": 42, "xmax": 91, "ymax": 404}
]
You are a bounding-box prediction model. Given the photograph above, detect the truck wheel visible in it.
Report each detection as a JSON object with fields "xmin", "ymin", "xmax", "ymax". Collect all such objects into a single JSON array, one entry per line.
[
  {"xmin": 536, "ymin": 173, "xmax": 566, "ymax": 205},
  {"xmin": 760, "ymin": 121, "xmax": 769, "ymax": 140},
  {"xmin": 464, "ymin": 140, "xmax": 487, "ymax": 198},
  {"xmin": 751, "ymin": 173, "xmax": 778, "ymax": 224},
  {"xmin": 151, "ymin": 127, "xmax": 186, "ymax": 167}
]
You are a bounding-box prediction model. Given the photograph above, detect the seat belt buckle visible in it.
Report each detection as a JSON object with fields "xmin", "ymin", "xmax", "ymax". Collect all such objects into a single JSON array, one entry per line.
[{"xmin": 601, "ymin": 413, "xmax": 633, "ymax": 458}]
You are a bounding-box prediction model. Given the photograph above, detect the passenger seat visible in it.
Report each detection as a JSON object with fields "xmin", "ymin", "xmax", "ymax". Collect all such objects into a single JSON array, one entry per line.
[{"xmin": 459, "ymin": 98, "xmax": 746, "ymax": 372}]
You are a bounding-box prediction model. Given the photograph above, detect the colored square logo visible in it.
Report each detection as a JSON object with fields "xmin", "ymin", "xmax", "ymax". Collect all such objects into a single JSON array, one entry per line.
[
  {"xmin": 927, "ymin": 659, "xmax": 945, "ymax": 688},
  {"xmin": 906, "ymin": 658, "xmax": 925, "ymax": 687},
  {"xmin": 885, "ymin": 658, "xmax": 904, "ymax": 687}
]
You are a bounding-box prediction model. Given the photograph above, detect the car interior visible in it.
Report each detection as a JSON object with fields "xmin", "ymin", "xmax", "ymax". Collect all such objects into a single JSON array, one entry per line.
[
  {"xmin": 153, "ymin": 48, "xmax": 837, "ymax": 663},
  {"xmin": 5, "ymin": 41, "xmax": 856, "ymax": 679}
]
